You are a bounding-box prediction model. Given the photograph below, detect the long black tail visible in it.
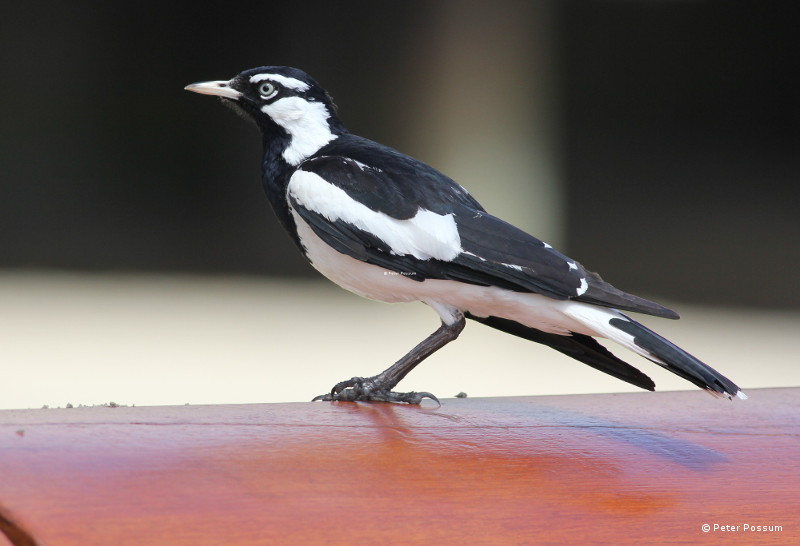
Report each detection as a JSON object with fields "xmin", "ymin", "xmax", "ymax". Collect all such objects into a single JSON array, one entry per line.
[
  {"xmin": 465, "ymin": 313, "xmax": 656, "ymax": 392},
  {"xmin": 608, "ymin": 315, "xmax": 745, "ymax": 399},
  {"xmin": 466, "ymin": 312, "xmax": 745, "ymax": 399}
]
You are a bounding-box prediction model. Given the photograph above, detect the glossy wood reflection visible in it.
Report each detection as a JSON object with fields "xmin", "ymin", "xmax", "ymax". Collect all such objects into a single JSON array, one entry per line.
[{"xmin": 1, "ymin": 389, "xmax": 797, "ymax": 544}]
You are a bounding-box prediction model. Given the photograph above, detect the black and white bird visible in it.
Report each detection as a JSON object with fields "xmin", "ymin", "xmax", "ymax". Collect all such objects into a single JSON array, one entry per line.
[{"xmin": 185, "ymin": 66, "xmax": 745, "ymax": 404}]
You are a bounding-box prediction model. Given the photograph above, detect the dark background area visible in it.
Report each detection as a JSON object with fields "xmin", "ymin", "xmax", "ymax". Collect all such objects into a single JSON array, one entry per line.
[
  {"xmin": 561, "ymin": 1, "xmax": 798, "ymax": 309},
  {"xmin": 1, "ymin": 0, "xmax": 797, "ymax": 308}
]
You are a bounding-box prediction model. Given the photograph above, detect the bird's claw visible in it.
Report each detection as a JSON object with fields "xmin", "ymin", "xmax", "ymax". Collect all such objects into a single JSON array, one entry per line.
[{"xmin": 312, "ymin": 376, "xmax": 440, "ymax": 405}]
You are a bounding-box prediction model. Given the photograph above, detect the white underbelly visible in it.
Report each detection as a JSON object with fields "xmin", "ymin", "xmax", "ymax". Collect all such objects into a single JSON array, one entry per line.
[{"xmin": 292, "ymin": 212, "xmax": 604, "ymax": 336}]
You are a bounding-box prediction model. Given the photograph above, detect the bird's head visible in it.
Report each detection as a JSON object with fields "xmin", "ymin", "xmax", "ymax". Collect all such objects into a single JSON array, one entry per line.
[{"xmin": 185, "ymin": 66, "xmax": 347, "ymax": 165}]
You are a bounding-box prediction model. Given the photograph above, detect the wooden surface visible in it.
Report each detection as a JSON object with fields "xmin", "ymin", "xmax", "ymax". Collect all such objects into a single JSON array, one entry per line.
[{"xmin": 0, "ymin": 388, "xmax": 797, "ymax": 544}]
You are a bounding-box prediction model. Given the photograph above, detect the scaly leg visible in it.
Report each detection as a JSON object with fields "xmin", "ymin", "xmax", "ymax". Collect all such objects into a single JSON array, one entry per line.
[{"xmin": 313, "ymin": 312, "xmax": 466, "ymax": 404}]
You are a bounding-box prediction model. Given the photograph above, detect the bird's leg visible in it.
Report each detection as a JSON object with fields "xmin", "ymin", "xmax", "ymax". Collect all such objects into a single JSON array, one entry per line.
[{"xmin": 313, "ymin": 312, "xmax": 466, "ymax": 404}]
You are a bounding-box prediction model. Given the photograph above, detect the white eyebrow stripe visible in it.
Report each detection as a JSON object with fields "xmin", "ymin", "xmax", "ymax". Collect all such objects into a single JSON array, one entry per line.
[{"xmin": 249, "ymin": 73, "xmax": 310, "ymax": 91}]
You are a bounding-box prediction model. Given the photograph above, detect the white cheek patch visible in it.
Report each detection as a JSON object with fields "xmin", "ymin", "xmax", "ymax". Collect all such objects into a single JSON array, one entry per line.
[
  {"xmin": 261, "ymin": 97, "xmax": 336, "ymax": 165},
  {"xmin": 288, "ymin": 170, "xmax": 462, "ymax": 261}
]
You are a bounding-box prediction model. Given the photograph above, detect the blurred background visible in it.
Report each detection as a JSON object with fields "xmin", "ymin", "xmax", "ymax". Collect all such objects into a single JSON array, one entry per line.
[{"xmin": 1, "ymin": 0, "xmax": 797, "ymax": 409}]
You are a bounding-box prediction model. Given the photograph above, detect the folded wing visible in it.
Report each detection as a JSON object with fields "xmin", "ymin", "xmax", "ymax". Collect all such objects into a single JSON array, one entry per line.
[{"xmin": 290, "ymin": 145, "xmax": 678, "ymax": 319}]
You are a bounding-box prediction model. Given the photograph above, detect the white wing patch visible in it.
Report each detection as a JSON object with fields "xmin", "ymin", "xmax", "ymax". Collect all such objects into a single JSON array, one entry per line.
[
  {"xmin": 352, "ymin": 159, "xmax": 382, "ymax": 173},
  {"xmin": 288, "ymin": 170, "xmax": 462, "ymax": 261},
  {"xmin": 261, "ymin": 97, "xmax": 336, "ymax": 165}
]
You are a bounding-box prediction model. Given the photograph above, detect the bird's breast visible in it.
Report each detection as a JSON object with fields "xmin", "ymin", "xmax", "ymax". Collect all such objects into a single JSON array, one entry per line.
[{"xmin": 291, "ymin": 210, "xmax": 421, "ymax": 303}]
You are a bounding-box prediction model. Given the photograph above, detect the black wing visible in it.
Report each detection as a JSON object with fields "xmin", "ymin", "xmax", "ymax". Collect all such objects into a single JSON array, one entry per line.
[
  {"xmin": 449, "ymin": 209, "xmax": 679, "ymax": 318},
  {"xmin": 291, "ymin": 136, "xmax": 678, "ymax": 319},
  {"xmin": 300, "ymin": 135, "xmax": 485, "ymax": 218}
]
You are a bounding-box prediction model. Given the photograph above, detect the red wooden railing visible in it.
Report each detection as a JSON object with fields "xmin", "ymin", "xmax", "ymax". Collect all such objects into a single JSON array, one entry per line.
[{"xmin": 1, "ymin": 388, "xmax": 796, "ymax": 544}]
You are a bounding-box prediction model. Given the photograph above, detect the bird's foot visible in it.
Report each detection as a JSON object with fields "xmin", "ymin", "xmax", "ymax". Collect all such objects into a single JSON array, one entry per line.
[{"xmin": 312, "ymin": 376, "xmax": 439, "ymax": 405}]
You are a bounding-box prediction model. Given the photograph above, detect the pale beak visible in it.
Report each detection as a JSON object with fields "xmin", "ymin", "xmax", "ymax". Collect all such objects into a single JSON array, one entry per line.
[{"xmin": 184, "ymin": 80, "xmax": 242, "ymax": 100}]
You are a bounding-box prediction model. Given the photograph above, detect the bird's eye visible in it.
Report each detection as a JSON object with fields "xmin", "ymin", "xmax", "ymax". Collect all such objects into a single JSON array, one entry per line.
[{"xmin": 257, "ymin": 81, "xmax": 278, "ymax": 99}]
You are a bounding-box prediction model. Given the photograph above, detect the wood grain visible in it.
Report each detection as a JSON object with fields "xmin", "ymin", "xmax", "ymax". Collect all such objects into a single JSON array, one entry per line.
[{"xmin": 1, "ymin": 388, "xmax": 797, "ymax": 544}]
